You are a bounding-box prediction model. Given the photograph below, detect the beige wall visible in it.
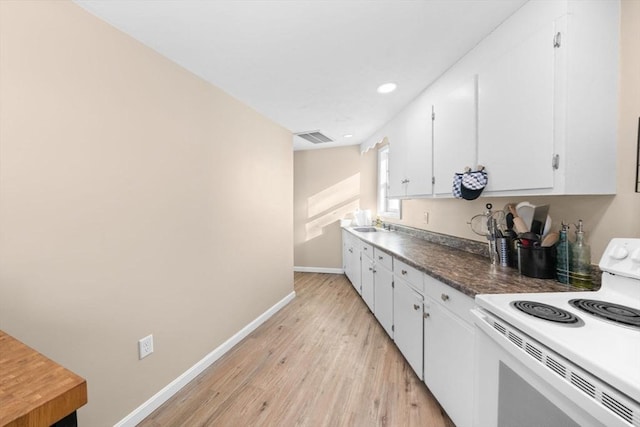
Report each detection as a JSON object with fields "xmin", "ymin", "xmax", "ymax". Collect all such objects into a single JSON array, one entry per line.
[
  {"xmin": 294, "ymin": 146, "xmax": 377, "ymax": 268},
  {"xmin": 0, "ymin": 1, "xmax": 293, "ymax": 425},
  {"xmin": 294, "ymin": 0, "xmax": 640, "ymax": 269}
]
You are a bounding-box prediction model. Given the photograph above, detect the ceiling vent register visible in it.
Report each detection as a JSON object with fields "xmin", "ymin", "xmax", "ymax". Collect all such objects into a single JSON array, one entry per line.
[{"xmin": 295, "ymin": 131, "xmax": 333, "ymax": 144}]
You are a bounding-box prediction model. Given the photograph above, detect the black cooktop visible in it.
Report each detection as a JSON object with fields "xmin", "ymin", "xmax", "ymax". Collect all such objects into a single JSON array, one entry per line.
[
  {"xmin": 569, "ymin": 299, "xmax": 640, "ymax": 328},
  {"xmin": 511, "ymin": 300, "xmax": 582, "ymax": 325}
]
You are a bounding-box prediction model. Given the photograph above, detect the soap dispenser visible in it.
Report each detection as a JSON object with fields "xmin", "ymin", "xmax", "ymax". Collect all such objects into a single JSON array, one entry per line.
[
  {"xmin": 556, "ymin": 222, "xmax": 571, "ymax": 284},
  {"xmin": 570, "ymin": 220, "xmax": 593, "ymax": 289}
]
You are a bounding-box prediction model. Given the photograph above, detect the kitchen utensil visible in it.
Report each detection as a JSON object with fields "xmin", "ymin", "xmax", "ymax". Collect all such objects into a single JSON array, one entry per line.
[
  {"xmin": 469, "ymin": 209, "xmax": 505, "ymax": 236},
  {"xmin": 515, "ymin": 202, "xmax": 552, "ymax": 236},
  {"xmin": 506, "ymin": 213, "xmax": 514, "ymax": 231},
  {"xmin": 497, "ymin": 237, "xmax": 510, "ymax": 267},
  {"xmin": 469, "ymin": 204, "xmax": 501, "ymax": 264},
  {"xmin": 519, "ymin": 232, "xmax": 540, "ymax": 241},
  {"xmin": 541, "ymin": 231, "xmax": 559, "ymax": 247},
  {"xmin": 512, "ymin": 215, "xmax": 529, "ymax": 234},
  {"xmin": 513, "ymin": 218, "xmax": 529, "ymax": 234},
  {"xmin": 469, "ymin": 213, "xmax": 489, "ymax": 236},
  {"xmin": 516, "ymin": 201, "xmax": 535, "ymax": 231},
  {"xmin": 541, "ymin": 215, "xmax": 552, "ymax": 237},
  {"xmin": 531, "ymin": 204, "xmax": 550, "ymax": 236},
  {"xmin": 506, "ymin": 204, "xmax": 527, "ymax": 234}
]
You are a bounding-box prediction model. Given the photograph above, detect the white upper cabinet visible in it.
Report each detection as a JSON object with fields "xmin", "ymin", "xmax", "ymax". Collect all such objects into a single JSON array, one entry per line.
[
  {"xmin": 371, "ymin": 0, "xmax": 618, "ymax": 198},
  {"xmin": 432, "ymin": 78, "xmax": 477, "ymax": 195},
  {"xmin": 387, "ymin": 96, "xmax": 433, "ymax": 199},
  {"xmin": 559, "ymin": 1, "xmax": 618, "ymax": 194},
  {"xmin": 477, "ymin": 0, "xmax": 618, "ymax": 195},
  {"xmin": 478, "ymin": 20, "xmax": 556, "ymax": 193}
]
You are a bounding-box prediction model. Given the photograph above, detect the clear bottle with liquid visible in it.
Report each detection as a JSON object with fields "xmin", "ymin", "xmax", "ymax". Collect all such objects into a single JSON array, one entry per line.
[
  {"xmin": 570, "ymin": 220, "xmax": 593, "ymax": 289},
  {"xmin": 555, "ymin": 222, "xmax": 571, "ymax": 284}
]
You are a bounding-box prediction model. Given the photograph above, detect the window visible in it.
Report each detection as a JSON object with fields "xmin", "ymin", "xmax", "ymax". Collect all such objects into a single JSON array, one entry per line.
[{"xmin": 377, "ymin": 145, "xmax": 401, "ymax": 219}]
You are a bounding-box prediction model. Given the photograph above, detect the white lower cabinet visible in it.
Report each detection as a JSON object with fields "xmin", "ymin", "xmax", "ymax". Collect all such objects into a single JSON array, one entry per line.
[
  {"xmin": 373, "ymin": 249, "xmax": 394, "ymax": 338},
  {"xmin": 342, "ymin": 230, "xmax": 361, "ymax": 294},
  {"xmin": 393, "ymin": 277, "xmax": 424, "ymax": 380},
  {"xmin": 361, "ymin": 251, "xmax": 375, "ymax": 312},
  {"xmin": 423, "ymin": 277, "xmax": 475, "ymax": 427}
]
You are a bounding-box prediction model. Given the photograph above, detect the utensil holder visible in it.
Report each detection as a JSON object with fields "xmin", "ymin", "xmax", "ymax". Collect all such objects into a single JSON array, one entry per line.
[
  {"xmin": 517, "ymin": 244, "xmax": 557, "ymax": 279},
  {"xmin": 496, "ymin": 237, "xmax": 511, "ymax": 267}
]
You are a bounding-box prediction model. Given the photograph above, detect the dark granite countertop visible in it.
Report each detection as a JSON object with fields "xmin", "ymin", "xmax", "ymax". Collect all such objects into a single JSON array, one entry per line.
[{"xmin": 344, "ymin": 226, "xmax": 593, "ymax": 298}]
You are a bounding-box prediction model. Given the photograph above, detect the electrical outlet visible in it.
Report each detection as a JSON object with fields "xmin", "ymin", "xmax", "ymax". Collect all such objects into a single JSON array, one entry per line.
[{"xmin": 138, "ymin": 334, "xmax": 154, "ymax": 359}]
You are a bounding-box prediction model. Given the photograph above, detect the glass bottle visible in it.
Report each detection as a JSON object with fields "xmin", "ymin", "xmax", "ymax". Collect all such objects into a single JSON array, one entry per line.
[
  {"xmin": 570, "ymin": 220, "xmax": 593, "ymax": 289},
  {"xmin": 555, "ymin": 222, "xmax": 571, "ymax": 284}
]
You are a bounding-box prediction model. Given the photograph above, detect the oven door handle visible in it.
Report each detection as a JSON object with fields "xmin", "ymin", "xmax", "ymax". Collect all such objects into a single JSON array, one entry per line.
[{"xmin": 471, "ymin": 307, "xmax": 495, "ymax": 334}]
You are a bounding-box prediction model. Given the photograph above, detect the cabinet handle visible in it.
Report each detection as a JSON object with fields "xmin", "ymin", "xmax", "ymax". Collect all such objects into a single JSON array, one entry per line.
[
  {"xmin": 441, "ymin": 293, "xmax": 450, "ymax": 302},
  {"xmin": 424, "ymin": 312, "xmax": 430, "ymax": 319},
  {"xmin": 369, "ymin": 267, "xmax": 373, "ymax": 271},
  {"xmin": 373, "ymin": 269, "xmax": 377, "ymax": 274},
  {"xmin": 413, "ymin": 304, "xmax": 420, "ymax": 310},
  {"xmin": 348, "ymin": 248, "xmax": 353, "ymax": 253},
  {"xmin": 363, "ymin": 247, "xmax": 368, "ymax": 251},
  {"xmin": 378, "ymin": 256, "xmax": 384, "ymax": 260},
  {"xmin": 401, "ymin": 270, "xmax": 408, "ymax": 275},
  {"xmin": 553, "ymin": 32, "xmax": 562, "ymax": 48}
]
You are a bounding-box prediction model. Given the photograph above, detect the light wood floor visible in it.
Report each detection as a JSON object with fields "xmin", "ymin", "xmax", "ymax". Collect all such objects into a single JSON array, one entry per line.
[{"xmin": 139, "ymin": 272, "xmax": 455, "ymax": 426}]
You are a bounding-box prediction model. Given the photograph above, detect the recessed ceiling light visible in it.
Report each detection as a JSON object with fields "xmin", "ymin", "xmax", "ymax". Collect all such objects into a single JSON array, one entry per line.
[
  {"xmin": 343, "ymin": 134, "xmax": 353, "ymax": 138},
  {"xmin": 377, "ymin": 82, "xmax": 397, "ymax": 94}
]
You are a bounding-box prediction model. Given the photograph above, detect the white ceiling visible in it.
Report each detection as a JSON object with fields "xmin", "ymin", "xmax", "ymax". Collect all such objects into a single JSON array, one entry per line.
[{"xmin": 74, "ymin": 0, "xmax": 527, "ymax": 151}]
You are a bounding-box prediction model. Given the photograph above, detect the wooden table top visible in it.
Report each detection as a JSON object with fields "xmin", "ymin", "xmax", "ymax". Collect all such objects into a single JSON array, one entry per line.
[{"xmin": 0, "ymin": 330, "xmax": 87, "ymax": 427}]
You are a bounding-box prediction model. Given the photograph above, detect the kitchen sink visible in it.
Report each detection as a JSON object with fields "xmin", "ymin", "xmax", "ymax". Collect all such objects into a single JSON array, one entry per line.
[{"xmin": 352, "ymin": 227, "xmax": 377, "ymax": 232}]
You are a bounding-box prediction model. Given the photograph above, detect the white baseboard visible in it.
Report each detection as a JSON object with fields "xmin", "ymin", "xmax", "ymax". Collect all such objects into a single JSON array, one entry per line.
[
  {"xmin": 114, "ymin": 291, "xmax": 296, "ymax": 427},
  {"xmin": 294, "ymin": 266, "xmax": 344, "ymax": 274}
]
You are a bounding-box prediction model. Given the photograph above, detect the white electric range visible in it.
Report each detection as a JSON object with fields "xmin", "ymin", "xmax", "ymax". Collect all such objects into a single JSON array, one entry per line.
[{"xmin": 472, "ymin": 238, "xmax": 640, "ymax": 427}]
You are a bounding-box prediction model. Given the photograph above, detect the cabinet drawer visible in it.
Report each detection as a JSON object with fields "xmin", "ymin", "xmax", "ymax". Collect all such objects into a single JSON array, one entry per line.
[
  {"xmin": 424, "ymin": 275, "xmax": 475, "ymax": 325},
  {"xmin": 374, "ymin": 248, "xmax": 393, "ymax": 271},
  {"xmin": 360, "ymin": 241, "xmax": 374, "ymax": 256},
  {"xmin": 394, "ymin": 259, "xmax": 424, "ymax": 294}
]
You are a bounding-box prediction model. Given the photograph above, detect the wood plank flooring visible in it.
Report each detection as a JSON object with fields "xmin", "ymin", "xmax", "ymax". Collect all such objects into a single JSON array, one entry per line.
[{"xmin": 139, "ymin": 272, "xmax": 455, "ymax": 426}]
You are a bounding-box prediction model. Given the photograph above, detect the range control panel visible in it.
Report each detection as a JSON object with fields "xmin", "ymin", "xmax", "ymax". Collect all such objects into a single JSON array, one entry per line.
[{"xmin": 600, "ymin": 238, "xmax": 640, "ymax": 280}]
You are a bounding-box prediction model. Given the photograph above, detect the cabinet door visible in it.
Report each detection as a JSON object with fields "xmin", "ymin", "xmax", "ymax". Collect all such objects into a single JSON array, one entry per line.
[
  {"xmin": 387, "ymin": 119, "xmax": 407, "ymax": 199},
  {"xmin": 373, "ymin": 265, "xmax": 394, "ymax": 338},
  {"xmin": 349, "ymin": 246, "xmax": 361, "ymax": 294},
  {"xmin": 343, "ymin": 233, "xmax": 361, "ymax": 294},
  {"xmin": 361, "ymin": 254, "xmax": 375, "ymax": 312},
  {"xmin": 424, "ymin": 296, "xmax": 474, "ymax": 427},
  {"xmin": 433, "ymin": 78, "xmax": 477, "ymax": 195},
  {"xmin": 342, "ymin": 231, "xmax": 351, "ymax": 277},
  {"xmin": 387, "ymin": 97, "xmax": 432, "ymax": 198},
  {"xmin": 393, "ymin": 278, "xmax": 423, "ymax": 379},
  {"xmin": 403, "ymin": 99, "xmax": 433, "ymax": 197},
  {"xmin": 478, "ymin": 21, "xmax": 555, "ymax": 192}
]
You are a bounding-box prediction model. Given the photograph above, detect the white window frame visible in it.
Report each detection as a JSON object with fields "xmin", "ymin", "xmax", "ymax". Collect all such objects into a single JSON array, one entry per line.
[{"xmin": 377, "ymin": 145, "xmax": 401, "ymax": 219}]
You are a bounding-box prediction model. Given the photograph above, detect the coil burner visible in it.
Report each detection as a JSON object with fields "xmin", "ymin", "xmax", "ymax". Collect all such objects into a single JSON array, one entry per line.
[
  {"xmin": 511, "ymin": 301, "xmax": 583, "ymax": 326},
  {"xmin": 569, "ymin": 299, "xmax": 640, "ymax": 329}
]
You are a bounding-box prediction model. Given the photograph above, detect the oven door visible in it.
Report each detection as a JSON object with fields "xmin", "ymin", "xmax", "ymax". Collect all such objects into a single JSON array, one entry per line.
[{"xmin": 472, "ymin": 308, "xmax": 630, "ymax": 427}]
